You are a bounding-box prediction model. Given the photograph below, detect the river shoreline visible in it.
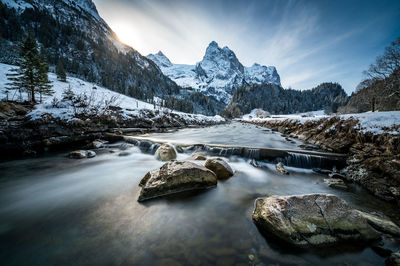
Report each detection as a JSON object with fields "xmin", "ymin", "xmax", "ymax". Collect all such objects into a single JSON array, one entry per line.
[
  {"xmin": 241, "ymin": 116, "xmax": 400, "ymax": 204},
  {"xmin": 0, "ymin": 101, "xmax": 226, "ymax": 161}
]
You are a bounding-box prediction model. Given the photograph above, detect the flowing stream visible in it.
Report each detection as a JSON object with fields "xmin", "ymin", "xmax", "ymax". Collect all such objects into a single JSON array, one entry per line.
[{"xmin": 0, "ymin": 122, "xmax": 399, "ymax": 265}]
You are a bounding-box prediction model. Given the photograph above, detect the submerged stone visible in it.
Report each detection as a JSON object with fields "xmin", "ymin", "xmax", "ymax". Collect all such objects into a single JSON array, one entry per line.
[
  {"xmin": 324, "ymin": 178, "xmax": 348, "ymax": 190},
  {"xmin": 138, "ymin": 161, "xmax": 217, "ymax": 201},
  {"xmin": 69, "ymin": 150, "xmax": 96, "ymax": 159},
  {"xmin": 252, "ymin": 193, "xmax": 380, "ymax": 247}
]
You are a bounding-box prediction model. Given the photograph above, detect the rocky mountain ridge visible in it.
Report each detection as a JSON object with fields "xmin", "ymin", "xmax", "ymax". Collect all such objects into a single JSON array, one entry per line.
[{"xmin": 148, "ymin": 41, "xmax": 281, "ymax": 104}]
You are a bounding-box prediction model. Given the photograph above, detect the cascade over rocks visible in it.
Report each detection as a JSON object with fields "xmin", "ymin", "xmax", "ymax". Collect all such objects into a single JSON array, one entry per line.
[
  {"xmin": 138, "ymin": 161, "xmax": 217, "ymax": 201},
  {"xmin": 245, "ymin": 117, "xmax": 400, "ymax": 203},
  {"xmin": 252, "ymin": 194, "xmax": 380, "ymax": 247}
]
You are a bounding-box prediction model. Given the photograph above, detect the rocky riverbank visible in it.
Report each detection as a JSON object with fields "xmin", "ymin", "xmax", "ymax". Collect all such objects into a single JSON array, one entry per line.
[
  {"xmin": 242, "ymin": 114, "xmax": 400, "ymax": 203},
  {"xmin": 0, "ymin": 101, "xmax": 225, "ymax": 161}
]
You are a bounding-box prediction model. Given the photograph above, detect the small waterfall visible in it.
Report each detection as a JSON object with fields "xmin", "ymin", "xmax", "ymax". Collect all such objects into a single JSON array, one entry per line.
[
  {"xmin": 282, "ymin": 152, "xmax": 345, "ymax": 170},
  {"xmin": 131, "ymin": 140, "xmax": 160, "ymax": 154},
  {"xmin": 122, "ymin": 137, "xmax": 346, "ymax": 170},
  {"xmin": 243, "ymin": 148, "xmax": 261, "ymax": 160}
]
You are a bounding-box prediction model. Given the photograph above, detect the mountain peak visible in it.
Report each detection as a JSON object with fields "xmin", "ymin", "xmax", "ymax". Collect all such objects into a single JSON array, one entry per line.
[
  {"xmin": 208, "ymin": 41, "xmax": 219, "ymax": 48},
  {"xmin": 147, "ymin": 51, "xmax": 172, "ymax": 68}
]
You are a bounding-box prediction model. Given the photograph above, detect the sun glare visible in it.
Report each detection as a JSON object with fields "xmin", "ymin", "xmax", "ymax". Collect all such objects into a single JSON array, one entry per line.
[{"xmin": 112, "ymin": 23, "xmax": 136, "ymax": 47}]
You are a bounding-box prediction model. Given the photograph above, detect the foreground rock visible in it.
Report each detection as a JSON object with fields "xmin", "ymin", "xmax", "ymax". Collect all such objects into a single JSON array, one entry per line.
[
  {"xmin": 252, "ymin": 194, "xmax": 380, "ymax": 247},
  {"xmin": 69, "ymin": 150, "xmax": 96, "ymax": 159},
  {"xmin": 355, "ymin": 210, "xmax": 400, "ymax": 236},
  {"xmin": 138, "ymin": 161, "xmax": 217, "ymax": 201},
  {"xmin": 156, "ymin": 144, "xmax": 177, "ymax": 161},
  {"xmin": 205, "ymin": 158, "xmax": 234, "ymax": 179},
  {"xmin": 276, "ymin": 162, "xmax": 289, "ymax": 175},
  {"xmin": 387, "ymin": 251, "xmax": 400, "ymax": 266}
]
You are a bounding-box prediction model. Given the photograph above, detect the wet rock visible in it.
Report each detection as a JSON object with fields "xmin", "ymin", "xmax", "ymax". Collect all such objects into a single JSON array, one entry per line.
[
  {"xmin": 176, "ymin": 146, "xmax": 184, "ymax": 153},
  {"xmin": 324, "ymin": 178, "xmax": 348, "ymax": 190},
  {"xmin": 328, "ymin": 172, "xmax": 346, "ymax": 179},
  {"xmin": 156, "ymin": 143, "xmax": 177, "ymax": 161},
  {"xmin": 118, "ymin": 151, "xmax": 130, "ymax": 156},
  {"xmin": 69, "ymin": 150, "xmax": 96, "ymax": 159},
  {"xmin": 119, "ymin": 143, "xmax": 134, "ymax": 150},
  {"xmin": 252, "ymin": 193, "xmax": 380, "ymax": 247},
  {"xmin": 312, "ymin": 168, "xmax": 332, "ymax": 175},
  {"xmin": 191, "ymin": 154, "xmax": 207, "ymax": 160},
  {"xmin": 355, "ymin": 210, "xmax": 400, "ymax": 236},
  {"xmin": 276, "ymin": 162, "xmax": 289, "ymax": 175},
  {"xmin": 205, "ymin": 158, "xmax": 234, "ymax": 180},
  {"xmin": 138, "ymin": 161, "xmax": 217, "ymax": 201},
  {"xmin": 88, "ymin": 140, "xmax": 105, "ymax": 149},
  {"xmin": 387, "ymin": 251, "xmax": 400, "ymax": 266},
  {"xmin": 371, "ymin": 244, "xmax": 393, "ymax": 257}
]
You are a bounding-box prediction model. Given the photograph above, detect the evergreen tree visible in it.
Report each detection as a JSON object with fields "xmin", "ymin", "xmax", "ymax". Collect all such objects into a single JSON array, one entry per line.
[
  {"xmin": 37, "ymin": 58, "xmax": 53, "ymax": 102},
  {"xmin": 6, "ymin": 33, "xmax": 53, "ymax": 103},
  {"xmin": 56, "ymin": 58, "xmax": 67, "ymax": 82}
]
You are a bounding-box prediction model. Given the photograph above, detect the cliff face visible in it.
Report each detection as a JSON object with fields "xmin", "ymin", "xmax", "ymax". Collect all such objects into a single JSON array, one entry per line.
[{"xmin": 0, "ymin": 0, "xmax": 180, "ymax": 99}]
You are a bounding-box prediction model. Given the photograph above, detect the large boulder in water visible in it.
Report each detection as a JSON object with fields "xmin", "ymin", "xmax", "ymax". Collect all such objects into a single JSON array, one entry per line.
[
  {"xmin": 138, "ymin": 161, "xmax": 217, "ymax": 201},
  {"xmin": 252, "ymin": 193, "xmax": 380, "ymax": 247},
  {"xmin": 156, "ymin": 144, "xmax": 177, "ymax": 161},
  {"xmin": 205, "ymin": 158, "xmax": 234, "ymax": 180}
]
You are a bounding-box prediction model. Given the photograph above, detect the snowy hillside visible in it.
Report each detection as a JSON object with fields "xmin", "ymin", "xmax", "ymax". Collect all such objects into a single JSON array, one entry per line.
[
  {"xmin": 0, "ymin": 63, "xmax": 224, "ymax": 123},
  {"xmin": 241, "ymin": 108, "xmax": 400, "ymax": 135},
  {"xmin": 147, "ymin": 41, "xmax": 281, "ymax": 104}
]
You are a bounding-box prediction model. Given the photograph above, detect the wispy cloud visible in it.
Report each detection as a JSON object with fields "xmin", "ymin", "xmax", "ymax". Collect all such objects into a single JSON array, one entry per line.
[{"xmin": 94, "ymin": 0, "xmax": 400, "ymax": 93}]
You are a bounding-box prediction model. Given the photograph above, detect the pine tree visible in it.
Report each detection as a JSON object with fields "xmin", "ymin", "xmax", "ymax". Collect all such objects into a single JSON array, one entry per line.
[
  {"xmin": 56, "ymin": 58, "xmax": 66, "ymax": 82},
  {"xmin": 37, "ymin": 58, "xmax": 53, "ymax": 103},
  {"xmin": 6, "ymin": 33, "xmax": 53, "ymax": 103}
]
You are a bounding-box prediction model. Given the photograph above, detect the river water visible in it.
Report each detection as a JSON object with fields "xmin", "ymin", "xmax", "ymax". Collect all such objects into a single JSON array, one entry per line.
[{"xmin": 0, "ymin": 122, "xmax": 399, "ymax": 265}]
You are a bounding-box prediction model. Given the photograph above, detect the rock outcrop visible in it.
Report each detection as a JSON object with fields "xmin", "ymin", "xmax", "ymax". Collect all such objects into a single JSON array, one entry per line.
[
  {"xmin": 252, "ymin": 194, "xmax": 380, "ymax": 247},
  {"xmin": 205, "ymin": 158, "xmax": 234, "ymax": 180},
  {"xmin": 138, "ymin": 161, "xmax": 217, "ymax": 201}
]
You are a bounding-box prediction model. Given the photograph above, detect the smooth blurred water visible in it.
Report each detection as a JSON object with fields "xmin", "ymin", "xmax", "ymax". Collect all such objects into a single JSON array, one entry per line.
[
  {"xmin": 139, "ymin": 121, "xmax": 304, "ymax": 149},
  {"xmin": 0, "ymin": 123, "xmax": 399, "ymax": 266}
]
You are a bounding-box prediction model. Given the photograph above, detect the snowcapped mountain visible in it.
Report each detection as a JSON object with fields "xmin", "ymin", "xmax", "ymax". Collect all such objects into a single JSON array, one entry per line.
[{"xmin": 148, "ymin": 41, "xmax": 281, "ymax": 104}]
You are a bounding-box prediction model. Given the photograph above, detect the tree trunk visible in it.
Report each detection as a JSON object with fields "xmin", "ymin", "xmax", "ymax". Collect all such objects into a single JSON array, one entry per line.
[{"xmin": 31, "ymin": 86, "xmax": 36, "ymax": 103}]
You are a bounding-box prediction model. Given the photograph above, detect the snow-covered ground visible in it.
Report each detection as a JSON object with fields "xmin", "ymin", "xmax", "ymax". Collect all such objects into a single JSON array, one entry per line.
[
  {"xmin": 241, "ymin": 108, "xmax": 400, "ymax": 135},
  {"xmin": 0, "ymin": 63, "xmax": 224, "ymax": 124}
]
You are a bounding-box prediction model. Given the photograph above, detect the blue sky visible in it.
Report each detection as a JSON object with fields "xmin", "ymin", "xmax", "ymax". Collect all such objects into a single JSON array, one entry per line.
[{"xmin": 93, "ymin": 0, "xmax": 400, "ymax": 94}]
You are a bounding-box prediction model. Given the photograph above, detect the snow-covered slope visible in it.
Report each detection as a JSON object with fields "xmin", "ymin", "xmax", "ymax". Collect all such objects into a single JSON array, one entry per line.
[
  {"xmin": 241, "ymin": 109, "xmax": 400, "ymax": 135},
  {"xmin": 0, "ymin": 63, "xmax": 224, "ymax": 123},
  {"xmin": 147, "ymin": 41, "xmax": 281, "ymax": 104},
  {"xmin": 0, "ymin": 0, "xmax": 180, "ymax": 98}
]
